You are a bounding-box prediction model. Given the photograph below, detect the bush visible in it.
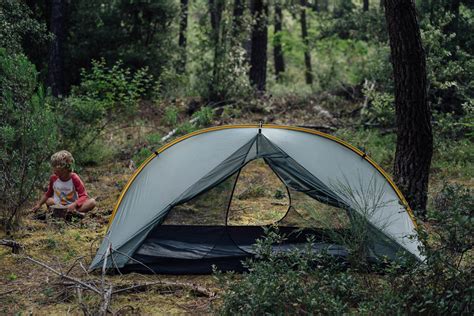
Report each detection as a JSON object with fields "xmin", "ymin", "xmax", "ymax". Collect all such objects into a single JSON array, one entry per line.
[
  {"xmin": 57, "ymin": 60, "xmax": 152, "ymax": 164},
  {"xmin": 216, "ymin": 184, "xmax": 473, "ymax": 315},
  {"xmin": 216, "ymin": 229, "xmax": 358, "ymax": 315},
  {"xmin": 0, "ymin": 50, "xmax": 58, "ymax": 231},
  {"xmin": 421, "ymin": 9, "xmax": 474, "ymax": 114},
  {"xmin": 360, "ymin": 88, "xmax": 395, "ymax": 128}
]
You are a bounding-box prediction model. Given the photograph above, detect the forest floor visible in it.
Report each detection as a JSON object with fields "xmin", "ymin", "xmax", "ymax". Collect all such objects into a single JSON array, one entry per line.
[{"xmin": 1, "ymin": 96, "xmax": 472, "ymax": 315}]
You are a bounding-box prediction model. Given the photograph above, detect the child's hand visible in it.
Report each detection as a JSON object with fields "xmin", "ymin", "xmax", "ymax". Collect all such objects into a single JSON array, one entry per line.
[
  {"xmin": 67, "ymin": 203, "xmax": 77, "ymax": 212},
  {"xmin": 32, "ymin": 204, "xmax": 41, "ymax": 212}
]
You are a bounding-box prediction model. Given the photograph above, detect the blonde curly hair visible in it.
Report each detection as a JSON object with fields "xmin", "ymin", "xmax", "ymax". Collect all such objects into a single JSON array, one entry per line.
[{"xmin": 50, "ymin": 150, "xmax": 75, "ymax": 171}]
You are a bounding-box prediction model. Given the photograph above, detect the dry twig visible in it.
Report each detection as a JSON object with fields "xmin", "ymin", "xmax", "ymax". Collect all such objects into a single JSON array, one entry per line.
[{"xmin": 0, "ymin": 239, "xmax": 23, "ymax": 254}]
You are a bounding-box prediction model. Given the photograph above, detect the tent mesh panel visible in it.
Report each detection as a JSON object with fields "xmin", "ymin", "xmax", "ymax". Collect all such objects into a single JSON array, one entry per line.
[
  {"xmin": 279, "ymin": 189, "xmax": 351, "ymax": 229},
  {"xmin": 161, "ymin": 173, "xmax": 239, "ymax": 225},
  {"xmin": 227, "ymin": 159, "xmax": 289, "ymax": 226}
]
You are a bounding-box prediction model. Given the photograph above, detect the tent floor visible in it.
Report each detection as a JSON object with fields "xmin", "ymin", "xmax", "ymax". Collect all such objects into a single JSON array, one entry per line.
[{"xmin": 123, "ymin": 225, "xmax": 354, "ymax": 274}]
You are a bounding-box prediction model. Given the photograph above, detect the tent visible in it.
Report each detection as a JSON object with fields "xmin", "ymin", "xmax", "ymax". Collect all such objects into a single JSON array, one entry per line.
[{"xmin": 90, "ymin": 125, "xmax": 423, "ymax": 274}]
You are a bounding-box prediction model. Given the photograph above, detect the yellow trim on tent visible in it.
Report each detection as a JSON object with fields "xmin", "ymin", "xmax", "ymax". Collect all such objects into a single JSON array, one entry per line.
[{"xmin": 107, "ymin": 124, "xmax": 417, "ymax": 230}]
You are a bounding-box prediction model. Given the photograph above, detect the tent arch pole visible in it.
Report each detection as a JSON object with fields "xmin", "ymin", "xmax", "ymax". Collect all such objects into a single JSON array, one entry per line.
[{"xmin": 107, "ymin": 124, "xmax": 417, "ymax": 231}]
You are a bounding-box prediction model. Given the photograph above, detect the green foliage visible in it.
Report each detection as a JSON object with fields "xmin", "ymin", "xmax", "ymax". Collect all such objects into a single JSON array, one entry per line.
[
  {"xmin": 0, "ymin": 0, "xmax": 50, "ymax": 54},
  {"xmin": 7, "ymin": 273, "xmax": 17, "ymax": 281},
  {"xmin": 192, "ymin": 106, "xmax": 214, "ymax": 127},
  {"xmin": 65, "ymin": 0, "xmax": 177, "ymax": 84},
  {"xmin": 74, "ymin": 59, "xmax": 152, "ymax": 112},
  {"xmin": 216, "ymin": 228, "xmax": 365, "ymax": 315},
  {"xmin": 360, "ymin": 89, "xmax": 395, "ymax": 128},
  {"xmin": 217, "ymin": 185, "xmax": 473, "ymax": 315},
  {"xmin": 132, "ymin": 147, "xmax": 153, "ymax": 167},
  {"xmin": 421, "ymin": 8, "xmax": 474, "ymax": 114},
  {"xmin": 58, "ymin": 60, "xmax": 151, "ymax": 164},
  {"xmin": 432, "ymin": 107, "xmax": 474, "ymax": 179},
  {"xmin": 0, "ymin": 49, "xmax": 58, "ymax": 230},
  {"xmin": 163, "ymin": 106, "xmax": 179, "ymax": 127},
  {"xmin": 175, "ymin": 121, "xmax": 197, "ymax": 136},
  {"xmin": 145, "ymin": 132, "xmax": 163, "ymax": 148},
  {"xmin": 188, "ymin": 0, "xmax": 252, "ymax": 101},
  {"xmin": 318, "ymin": 8, "xmax": 388, "ymax": 43},
  {"xmin": 430, "ymin": 183, "xmax": 473, "ymax": 256},
  {"xmin": 154, "ymin": 67, "xmax": 190, "ymax": 100},
  {"xmin": 433, "ymin": 104, "xmax": 474, "ymax": 140}
]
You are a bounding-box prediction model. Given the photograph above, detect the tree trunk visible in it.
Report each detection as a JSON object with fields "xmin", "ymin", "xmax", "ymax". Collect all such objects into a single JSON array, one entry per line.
[
  {"xmin": 208, "ymin": 0, "xmax": 224, "ymax": 100},
  {"xmin": 300, "ymin": 0, "xmax": 313, "ymax": 85},
  {"xmin": 320, "ymin": 0, "xmax": 329, "ymax": 11},
  {"xmin": 363, "ymin": 0, "xmax": 369, "ymax": 11},
  {"xmin": 384, "ymin": 0, "xmax": 433, "ymax": 216},
  {"xmin": 273, "ymin": 1, "xmax": 285, "ymax": 81},
  {"xmin": 48, "ymin": 0, "xmax": 66, "ymax": 97},
  {"xmin": 249, "ymin": 0, "xmax": 268, "ymax": 92},
  {"xmin": 232, "ymin": 0, "xmax": 251, "ymax": 63},
  {"xmin": 444, "ymin": 0, "xmax": 461, "ymax": 41},
  {"xmin": 232, "ymin": 0, "xmax": 245, "ymax": 38},
  {"xmin": 177, "ymin": 0, "xmax": 189, "ymax": 74}
]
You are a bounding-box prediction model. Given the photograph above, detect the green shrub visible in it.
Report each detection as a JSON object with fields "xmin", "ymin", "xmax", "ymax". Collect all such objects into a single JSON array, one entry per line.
[
  {"xmin": 360, "ymin": 89, "xmax": 395, "ymax": 128},
  {"xmin": 421, "ymin": 10, "xmax": 474, "ymax": 114},
  {"xmin": 217, "ymin": 184, "xmax": 473, "ymax": 315},
  {"xmin": 215, "ymin": 228, "xmax": 365, "ymax": 315},
  {"xmin": 57, "ymin": 60, "xmax": 152, "ymax": 164},
  {"xmin": 74, "ymin": 59, "xmax": 152, "ymax": 112},
  {"xmin": 175, "ymin": 122, "xmax": 197, "ymax": 136},
  {"xmin": 0, "ymin": 0, "xmax": 50, "ymax": 54},
  {"xmin": 430, "ymin": 183, "xmax": 473, "ymax": 258},
  {"xmin": 145, "ymin": 132, "xmax": 163, "ymax": 148},
  {"xmin": 0, "ymin": 50, "xmax": 58, "ymax": 231},
  {"xmin": 132, "ymin": 147, "xmax": 153, "ymax": 167},
  {"xmin": 192, "ymin": 106, "xmax": 214, "ymax": 127},
  {"xmin": 163, "ymin": 106, "xmax": 179, "ymax": 127}
]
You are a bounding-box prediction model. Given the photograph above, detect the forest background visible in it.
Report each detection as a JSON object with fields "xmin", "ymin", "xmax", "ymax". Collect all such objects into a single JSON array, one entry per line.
[{"xmin": 0, "ymin": 0, "xmax": 473, "ymax": 314}]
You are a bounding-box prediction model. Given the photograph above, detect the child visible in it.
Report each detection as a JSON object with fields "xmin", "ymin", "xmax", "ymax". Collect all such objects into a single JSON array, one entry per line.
[{"xmin": 32, "ymin": 150, "xmax": 96, "ymax": 214}]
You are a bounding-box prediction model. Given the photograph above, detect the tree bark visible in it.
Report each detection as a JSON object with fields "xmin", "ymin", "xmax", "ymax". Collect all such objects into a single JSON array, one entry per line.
[
  {"xmin": 232, "ymin": 0, "xmax": 245, "ymax": 38},
  {"xmin": 208, "ymin": 0, "xmax": 224, "ymax": 100},
  {"xmin": 444, "ymin": 0, "xmax": 461, "ymax": 41},
  {"xmin": 363, "ymin": 0, "xmax": 369, "ymax": 11},
  {"xmin": 177, "ymin": 0, "xmax": 189, "ymax": 74},
  {"xmin": 320, "ymin": 0, "xmax": 329, "ymax": 11},
  {"xmin": 232, "ymin": 0, "xmax": 251, "ymax": 63},
  {"xmin": 249, "ymin": 0, "xmax": 268, "ymax": 92},
  {"xmin": 300, "ymin": 0, "xmax": 313, "ymax": 85},
  {"xmin": 48, "ymin": 0, "xmax": 66, "ymax": 97},
  {"xmin": 384, "ymin": 0, "xmax": 433, "ymax": 216},
  {"xmin": 273, "ymin": 1, "xmax": 285, "ymax": 81}
]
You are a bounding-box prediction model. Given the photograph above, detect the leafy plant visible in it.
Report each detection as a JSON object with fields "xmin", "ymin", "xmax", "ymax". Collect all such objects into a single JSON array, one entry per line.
[
  {"xmin": 0, "ymin": 49, "xmax": 58, "ymax": 231},
  {"xmin": 163, "ymin": 106, "xmax": 179, "ymax": 127},
  {"xmin": 57, "ymin": 60, "xmax": 152, "ymax": 164},
  {"xmin": 192, "ymin": 106, "xmax": 214, "ymax": 127}
]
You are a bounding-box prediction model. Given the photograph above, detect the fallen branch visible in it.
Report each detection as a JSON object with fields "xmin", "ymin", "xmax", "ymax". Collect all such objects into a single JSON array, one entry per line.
[
  {"xmin": 0, "ymin": 289, "xmax": 16, "ymax": 296},
  {"xmin": 99, "ymin": 244, "xmax": 112, "ymax": 316},
  {"xmin": 23, "ymin": 256, "xmax": 101, "ymax": 295},
  {"xmin": 0, "ymin": 239, "xmax": 23, "ymax": 254},
  {"xmin": 113, "ymin": 280, "xmax": 215, "ymax": 297}
]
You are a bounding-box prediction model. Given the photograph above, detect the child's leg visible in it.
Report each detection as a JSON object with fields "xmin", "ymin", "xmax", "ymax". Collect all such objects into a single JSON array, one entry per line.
[
  {"xmin": 46, "ymin": 198, "xmax": 55, "ymax": 206},
  {"xmin": 77, "ymin": 198, "xmax": 96, "ymax": 213}
]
